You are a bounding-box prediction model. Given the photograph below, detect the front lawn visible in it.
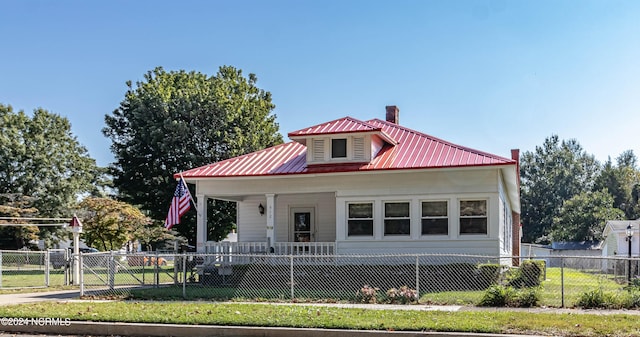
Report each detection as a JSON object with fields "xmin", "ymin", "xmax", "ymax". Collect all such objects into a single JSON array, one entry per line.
[{"xmin": 0, "ymin": 301, "xmax": 639, "ymax": 337}]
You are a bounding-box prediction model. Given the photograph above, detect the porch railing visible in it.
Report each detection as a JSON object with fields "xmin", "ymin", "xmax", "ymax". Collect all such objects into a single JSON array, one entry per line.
[
  {"xmin": 200, "ymin": 241, "xmax": 335, "ymax": 269},
  {"xmin": 204, "ymin": 241, "xmax": 335, "ymax": 256}
]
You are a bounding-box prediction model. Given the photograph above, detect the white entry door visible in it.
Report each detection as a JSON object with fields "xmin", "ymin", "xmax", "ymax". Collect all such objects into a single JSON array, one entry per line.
[{"xmin": 290, "ymin": 207, "xmax": 315, "ymax": 243}]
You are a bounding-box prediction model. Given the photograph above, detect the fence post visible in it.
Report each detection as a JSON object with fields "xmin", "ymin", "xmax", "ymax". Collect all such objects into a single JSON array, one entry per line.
[
  {"xmin": 182, "ymin": 254, "xmax": 187, "ymax": 299},
  {"xmin": 109, "ymin": 251, "xmax": 115, "ymax": 290},
  {"xmin": 173, "ymin": 253, "xmax": 178, "ymax": 286},
  {"xmin": 415, "ymin": 255, "xmax": 420, "ymax": 299},
  {"xmin": 560, "ymin": 257, "xmax": 565, "ymax": 308},
  {"xmin": 154, "ymin": 251, "xmax": 159, "ymax": 287},
  {"xmin": 290, "ymin": 255, "xmax": 294, "ymax": 300},
  {"xmin": 79, "ymin": 254, "xmax": 84, "ymax": 297},
  {"xmin": 44, "ymin": 251, "xmax": 50, "ymax": 287},
  {"xmin": 0, "ymin": 251, "xmax": 3, "ymax": 288},
  {"xmin": 63, "ymin": 249, "xmax": 68, "ymax": 286}
]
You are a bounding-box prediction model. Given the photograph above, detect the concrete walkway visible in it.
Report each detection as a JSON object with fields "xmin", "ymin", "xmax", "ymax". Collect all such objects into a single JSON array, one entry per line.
[{"xmin": 0, "ymin": 290, "xmax": 634, "ymax": 337}]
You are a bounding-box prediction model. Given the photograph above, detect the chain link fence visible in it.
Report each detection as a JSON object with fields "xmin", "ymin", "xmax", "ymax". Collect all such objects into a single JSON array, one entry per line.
[
  {"xmin": 79, "ymin": 252, "xmax": 640, "ymax": 307},
  {"xmin": 0, "ymin": 249, "xmax": 70, "ymax": 288}
]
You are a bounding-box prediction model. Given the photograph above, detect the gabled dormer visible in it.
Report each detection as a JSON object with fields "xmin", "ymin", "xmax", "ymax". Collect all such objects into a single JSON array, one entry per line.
[{"xmin": 288, "ymin": 110, "xmax": 398, "ymax": 165}]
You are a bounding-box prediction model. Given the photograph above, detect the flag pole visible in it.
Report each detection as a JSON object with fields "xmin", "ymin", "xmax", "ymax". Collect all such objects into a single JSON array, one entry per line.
[{"xmin": 179, "ymin": 173, "xmax": 197, "ymax": 208}]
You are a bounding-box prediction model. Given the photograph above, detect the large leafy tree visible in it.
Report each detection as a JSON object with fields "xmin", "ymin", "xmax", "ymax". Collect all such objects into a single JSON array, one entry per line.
[
  {"xmin": 551, "ymin": 189, "xmax": 625, "ymax": 242},
  {"xmin": 593, "ymin": 150, "xmax": 640, "ymax": 219},
  {"xmin": 77, "ymin": 197, "xmax": 151, "ymax": 251},
  {"xmin": 520, "ymin": 135, "xmax": 600, "ymax": 244},
  {"xmin": 0, "ymin": 104, "xmax": 106, "ymax": 247},
  {"xmin": 0, "ymin": 194, "xmax": 39, "ymax": 249},
  {"xmin": 103, "ymin": 66, "xmax": 283, "ymax": 243}
]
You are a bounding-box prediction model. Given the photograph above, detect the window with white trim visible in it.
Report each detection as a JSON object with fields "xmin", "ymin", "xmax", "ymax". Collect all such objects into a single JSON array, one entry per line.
[
  {"xmin": 459, "ymin": 200, "xmax": 487, "ymax": 234},
  {"xmin": 347, "ymin": 203, "xmax": 373, "ymax": 236},
  {"xmin": 421, "ymin": 201, "xmax": 448, "ymax": 235},
  {"xmin": 384, "ymin": 202, "xmax": 410, "ymax": 235},
  {"xmin": 331, "ymin": 138, "xmax": 347, "ymax": 158}
]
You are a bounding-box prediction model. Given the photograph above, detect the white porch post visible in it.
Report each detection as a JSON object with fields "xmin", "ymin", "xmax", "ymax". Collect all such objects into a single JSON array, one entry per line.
[
  {"xmin": 196, "ymin": 194, "xmax": 208, "ymax": 253},
  {"xmin": 266, "ymin": 194, "xmax": 276, "ymax": 250}
]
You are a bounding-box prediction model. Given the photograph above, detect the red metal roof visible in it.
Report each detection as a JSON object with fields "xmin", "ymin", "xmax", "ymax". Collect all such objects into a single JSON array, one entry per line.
[
  {"xmin": 178, "ymin": 117, "xmax": 515, "ymax": 178},
  {"xmin": 288, "ymin": 116, "xmax": 381, "ymax": 137}
]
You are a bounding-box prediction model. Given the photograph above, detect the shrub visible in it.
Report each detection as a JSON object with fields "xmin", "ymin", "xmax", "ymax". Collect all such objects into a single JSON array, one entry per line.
[
  {"xmin": 477, "ymin": 264, "xmax": 501, "ymax": 288},
  {"xmin": 623, "ymin": 290, "xmax": 640, "ymax": 308},
  {"xmin": 575, "ymin": 289, "xmax": 620, "ymax": 309},
  {"xmin": 478, "ymin": 285, "xmax": 540, "ymax": 307},
  {"xmin": 356, "ymin": 285, "xmax": 380, "ymax": 304},
  {"xmin": 385, "ymin": 286, "xmax": 418, "ymax": 304},
  {"xmin": 510, "ymin": 287, "xmax": 540, "ymax": 307},
  {"xmin": 479, "ymin": 285, "xmax": 513, "ymax": 306},
  {"xmin": 507, "ymin": 260, "xmax": 545, "ymax": 288}
]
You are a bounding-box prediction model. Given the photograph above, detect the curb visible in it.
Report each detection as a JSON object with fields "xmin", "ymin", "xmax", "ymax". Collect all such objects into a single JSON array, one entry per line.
[{"xmin": 0, "ymin": 321, "xmax": 545, "ymax": 337}]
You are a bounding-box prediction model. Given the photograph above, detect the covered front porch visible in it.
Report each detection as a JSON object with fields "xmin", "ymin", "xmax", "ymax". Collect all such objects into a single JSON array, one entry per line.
[{"xmin": 195, "ymin": 191, "xmax": 338, "ymax": 254}]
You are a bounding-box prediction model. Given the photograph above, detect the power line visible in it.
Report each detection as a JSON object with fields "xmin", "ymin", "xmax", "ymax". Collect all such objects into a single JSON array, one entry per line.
[
  {"xmin": 0, "ymin": 223, "xmax": 68, "ymax": 227},
  {"xmin": 0, "ymin": 217, "xmax": 72, "ymax": 221}
]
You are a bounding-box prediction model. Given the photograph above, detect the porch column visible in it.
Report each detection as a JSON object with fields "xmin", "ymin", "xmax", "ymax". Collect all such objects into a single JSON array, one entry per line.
[
  {"xmin": 266, "ymin": 193, "xmax": 277, "ymax": 249},
  {"xmin": 196, "ymin": 194, "xmax": 208, "ymax": 253}
]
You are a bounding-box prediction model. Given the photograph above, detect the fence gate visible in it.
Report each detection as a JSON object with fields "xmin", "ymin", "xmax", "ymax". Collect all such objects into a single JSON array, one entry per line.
[{"xmin": 0, "ymin": 250, "xmax": 69, "ymax": 288}]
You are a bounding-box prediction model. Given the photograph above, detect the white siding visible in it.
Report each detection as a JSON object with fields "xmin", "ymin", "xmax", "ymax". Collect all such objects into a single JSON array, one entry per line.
[
  {"xmin": 200, "ymin": 167, "xmax": 504, "ymax": 255},
  {"xmin": 336, "ymin": 239, "xmax": 500, "ymax": 255},
  {"xmin": 236, "ymin": 193, "xmax": 336, "ymax": 244},
  {"xmin": 237, "ymin": 197, "xmax": 268, "ymax": 242},
  {"xmin": 497, "ymin": 173, "xmax": 513, "ymax": 256}
]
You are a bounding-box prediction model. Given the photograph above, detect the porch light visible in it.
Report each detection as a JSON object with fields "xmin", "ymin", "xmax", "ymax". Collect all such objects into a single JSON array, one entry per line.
[{"xmin": 258, "ymin": 203, "xmax": 265, "ymax": 216}]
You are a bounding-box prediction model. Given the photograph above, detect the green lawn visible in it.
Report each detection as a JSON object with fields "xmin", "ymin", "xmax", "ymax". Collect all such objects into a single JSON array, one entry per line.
[
  {"xmin": 0, "ymin": 301, "xmax": 639, "ymax": 337},
  {"xmin": 1, "ymin": 265, "xmax": 630, "ymax": 309},
  {"xmin": 1, "ymin": 268, "xmax": 68, "ymax": 288}
]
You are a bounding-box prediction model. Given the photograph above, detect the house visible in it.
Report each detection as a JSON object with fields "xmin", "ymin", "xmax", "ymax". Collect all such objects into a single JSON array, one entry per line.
[
  {"xmin": 602, "ymin": 220, "xmax": 640, "ymax": 257},
  {"xmin": 521, "ymin": 241, "xmax": 602, "ymax": 268},
  {"xmin": 601, "ymin": 220, "xmax": 640, "ymax": 274},
  {"xmin": 177, "ymin": 106, "xmax": 521, "ymax": 259}
]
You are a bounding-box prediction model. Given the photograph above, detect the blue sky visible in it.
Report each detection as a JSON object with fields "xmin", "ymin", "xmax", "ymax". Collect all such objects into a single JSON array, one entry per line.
[{"xmin": 1, "ymin": 1, "xmax": 639, "ymax": 168}]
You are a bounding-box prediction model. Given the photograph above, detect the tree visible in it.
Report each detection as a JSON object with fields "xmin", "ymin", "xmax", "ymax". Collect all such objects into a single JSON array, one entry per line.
[
  {"xmin": 103, "ymin": 66, "xmax": 283, "ymax": 242},
  {"xmin": 520, "ymin": 135, "xmax": 600, "ymax": 244},
  {"xmin": 77, "ymin": 197, "xmax": 151, "ymax": 251},
  {"xmin": 593, "ymin": 151, "xmax": 640, "ymax": 219},
  {"xmin": 0, "ymin": 104, "xmax": 107, "ymax": 247},
  {"xmin": 0, "ymin": 194, "xmax": 39, "ymax": 249},
  {"xmin": 551, "ymin": 189, "xmax": 625, "ymax": 242}
]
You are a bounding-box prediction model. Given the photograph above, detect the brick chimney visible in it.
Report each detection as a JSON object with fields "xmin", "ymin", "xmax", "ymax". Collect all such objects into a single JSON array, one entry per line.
[{"xmin": 385, "ymin": 105, "xmax": 399, "ymax": 124}]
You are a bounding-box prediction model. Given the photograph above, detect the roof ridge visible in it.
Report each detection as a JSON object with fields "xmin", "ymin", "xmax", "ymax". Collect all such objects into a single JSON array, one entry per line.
[
  {"xmin": 288, "ymin": 116, "xmax": 380, "ymax": 137},
  {"xmin": 367, "ymin": 118, "xmax": 515, "ymax": 162}
]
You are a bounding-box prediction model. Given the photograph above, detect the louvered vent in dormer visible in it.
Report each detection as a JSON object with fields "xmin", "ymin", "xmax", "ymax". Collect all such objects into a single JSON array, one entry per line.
[
  {"xmin": 353, "ymin": 136, "xmax": 365, "ymax": 161},
  {"xmin": 312, "ymin": 139, "xmax": 325, "ymax": 161}
]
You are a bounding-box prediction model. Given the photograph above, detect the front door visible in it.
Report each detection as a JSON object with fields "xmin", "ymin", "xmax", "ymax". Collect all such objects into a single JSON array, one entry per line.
[{"xmin": 290, "ymin": 207, "xmax": 315, "ymax": 243}]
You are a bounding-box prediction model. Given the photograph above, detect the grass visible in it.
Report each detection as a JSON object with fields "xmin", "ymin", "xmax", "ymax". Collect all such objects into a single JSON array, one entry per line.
[
  {"xmin": 0, "ymin": 300, "xmax": 640, "ymax": 336},
  {"xmin": 1, "ymin": 268, "xmax": 69, "ymax": 288},
  {"xmin": 1, "ymin": 265, "xmax": 629, "ymax": 308},
  {"xmin": 0, "ymin": 264, "xmax": 177, "ymax": 288},
  {"xmin": 1, "ymin": 265, "xmax": 639, "ymax": 336},
  {"xmin": 72, "ymin": 266, "xmax": 628, "ymax": 309},
  {"xmin": 0, "ymin": 285, "xmax": 76, "ymax": 295}
]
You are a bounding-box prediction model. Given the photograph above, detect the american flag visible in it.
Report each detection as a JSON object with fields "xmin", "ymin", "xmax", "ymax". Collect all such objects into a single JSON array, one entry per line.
[{"xmin": 164, "ymin": 178, "xmax": 192, "ymax": 230}]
